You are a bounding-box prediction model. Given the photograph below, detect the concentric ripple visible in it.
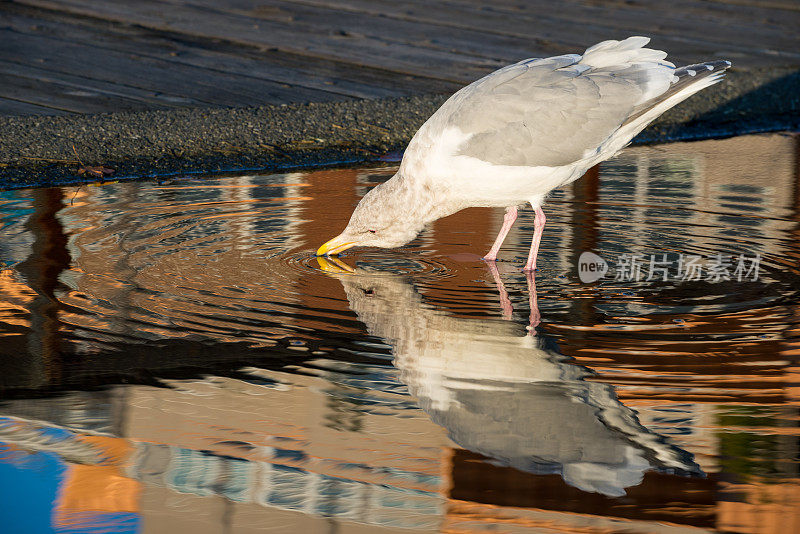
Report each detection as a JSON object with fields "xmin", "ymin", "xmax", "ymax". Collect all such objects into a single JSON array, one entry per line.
[
  {"xmin": 0, "ymin": 138, "xmax": 797, "ymax": 366},
  {"xmin": 297, "ymin": 250, "xmax": 455, "ymax": 278},
  {"xmin": 0, "ymin": 136, "xmax": 796, "ymax": 371},
  {"xmin": 1, "ymin": 133, "xmax": 800, "ymax": 532}
]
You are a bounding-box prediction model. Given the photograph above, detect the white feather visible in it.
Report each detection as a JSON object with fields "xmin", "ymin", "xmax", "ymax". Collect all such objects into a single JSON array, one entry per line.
[{"xmin": 329, "ymin": 38, "xmax": 730, "ymax": 253}]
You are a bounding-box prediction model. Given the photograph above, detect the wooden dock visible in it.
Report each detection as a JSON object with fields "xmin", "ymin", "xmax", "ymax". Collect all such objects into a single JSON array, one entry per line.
[{"xmin": 1, "ymin": 0, "xmax": 799, "ymax": 116}]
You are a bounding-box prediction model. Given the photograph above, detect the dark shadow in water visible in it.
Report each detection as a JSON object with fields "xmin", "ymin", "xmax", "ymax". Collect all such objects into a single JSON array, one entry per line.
[
  {"xmin": 319, "ymin": 257, "xmax": 703, "ymax": 497},
  {"xmin": 6, "ymin": 189, "xmax": 71, "ymax": 389},
  {"xmin": 0, "ymin": 331, "xmax": 391, "ymax": 398}
]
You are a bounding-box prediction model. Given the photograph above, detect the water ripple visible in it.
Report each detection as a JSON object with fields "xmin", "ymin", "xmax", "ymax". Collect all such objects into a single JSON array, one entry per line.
[{"xmin": 1, "ymin": 134, "xmax": 799, "ymax": 531}]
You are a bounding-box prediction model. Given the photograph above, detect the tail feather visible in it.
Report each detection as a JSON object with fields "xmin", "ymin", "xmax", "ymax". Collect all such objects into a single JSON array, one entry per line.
[
  {"xmin": 580, "ymin": 36, "xmax": 673, "ymax": 69},
  {"xmin": 623, "ymin": 60, "xmax": 731, "ymax": 127},
  {"xmin": 594, "ymin": 57, "xmax": 731, "ymax": 160}
]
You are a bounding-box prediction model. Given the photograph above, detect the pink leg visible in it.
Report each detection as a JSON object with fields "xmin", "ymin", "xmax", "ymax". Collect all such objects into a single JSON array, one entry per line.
[
  {"xmin": 523, "ymin": 207, "xmax": 546, "ymax": 272},
  {"xmin": 526, "ymin": 270, "xmax": 541, "ymax": 330},
  {"xmin": 483, "ymin": 206, "xmax": 518, "ymax": 262}
]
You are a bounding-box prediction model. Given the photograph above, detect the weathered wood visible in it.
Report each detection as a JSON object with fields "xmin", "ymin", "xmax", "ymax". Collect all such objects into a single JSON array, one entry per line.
[
  {"xmin": 682, "ymin": 0, "xmax": 800, "ymax": 13},
  {"xmin": 3, "ymin": 6, "xmax": 459, "ymax": 99},
  {"xmin": 454, "ymin": 0, "xmax": 794, "ymax": 28},
  {"xmin": 0, "ymin": 67, "xmax": 164, "ymax": 114},
  {"xmin": 0, "ymin": 57, "xmax": 192, "ymax": 111},
  {"xmin": 453, "ymin": 0, "xmax": 800, "ymax": 27},
  {"xmin": 474, "ymin": 0, "xmax": 800, "ymax": 50},
  {"xmin": 172, "ymin": 0, "xmax": 563, "ymax": 62},
  {"xmin": 0, "ymin": 27, "xmax": 347, "ymax": 109},
  {"xmin": 1, "ymin": 0, "xmax": 799, "ymax": 117},
  {"xmin": 216, "ymin": 0, "xmax": 800, "ymax": 53},
  {"xmin": 14, "ymin": 0, "xmax": 498, "ymax": 82},
  {"xmin": 281, "ymin": 0, "xmax": 799, "ymax": 67},
  {"xmin": 0, "ymin": 97, "xmax": 71, "ymax": 116}
]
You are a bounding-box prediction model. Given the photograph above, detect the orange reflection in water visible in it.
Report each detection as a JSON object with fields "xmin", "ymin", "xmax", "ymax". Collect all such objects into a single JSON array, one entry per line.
[
  {"xmin": 54, "ymin": 436, "xmax": 140, "ymax": 528},
  {"xmin": 0, "ymin": 133, "xmax": 798, "ymax": 533}
]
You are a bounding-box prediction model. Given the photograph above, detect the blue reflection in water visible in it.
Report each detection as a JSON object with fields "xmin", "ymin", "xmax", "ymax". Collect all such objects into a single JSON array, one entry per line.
[
  {"xmin": 0, "ymin": 441, "xmax": 139, "ymax": 534},
  {"xmin": 0, "ymin": 444, "xmax": 65, "ymax": 533}
]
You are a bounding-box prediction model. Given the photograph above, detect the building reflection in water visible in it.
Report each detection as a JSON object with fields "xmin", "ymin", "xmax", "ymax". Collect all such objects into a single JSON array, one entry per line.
[{"xmin": 0, "ymin": 133, "xmax": 798, "ymax": 532}]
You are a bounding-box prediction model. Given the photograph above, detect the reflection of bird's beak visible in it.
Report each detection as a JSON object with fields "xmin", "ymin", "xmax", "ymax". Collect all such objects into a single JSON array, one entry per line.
[
  {"xmin": 316, "ymin": 235, "xmax": 356, "ymax": 256},
  {"xmin": 316, "ymin": 256, "xmax": 355, "ymax": 273}
]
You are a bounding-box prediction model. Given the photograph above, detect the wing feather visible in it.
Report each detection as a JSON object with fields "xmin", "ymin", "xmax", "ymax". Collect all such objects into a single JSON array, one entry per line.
[{"xmin": 432, "ymin": 37, "xmax": 675, "ymax": 168}]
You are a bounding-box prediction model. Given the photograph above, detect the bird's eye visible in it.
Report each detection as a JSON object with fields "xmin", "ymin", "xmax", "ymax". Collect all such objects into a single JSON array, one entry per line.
[{"xmin": 367, "ymin": 229, "xmax": 376, "ymax": 234}]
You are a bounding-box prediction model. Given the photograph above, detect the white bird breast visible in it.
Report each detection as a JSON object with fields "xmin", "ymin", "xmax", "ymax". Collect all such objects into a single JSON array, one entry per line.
[{"xmin": 400, "ymin": 124, "xmax": 579, "ymax": 209}]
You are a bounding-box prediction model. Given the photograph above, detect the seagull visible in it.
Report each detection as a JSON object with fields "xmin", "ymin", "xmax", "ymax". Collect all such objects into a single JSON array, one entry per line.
[{"xmin": 317, "ymin": 37, "xmax": 730, "ymax": 270}]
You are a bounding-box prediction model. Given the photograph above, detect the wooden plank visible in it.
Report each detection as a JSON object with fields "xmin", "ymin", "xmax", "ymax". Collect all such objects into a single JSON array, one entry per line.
[
  {"xmin": 282, "ymin": 0, "xmax": 800, "ymax": 67},
  {"xmin": 660, "ymin": 0, "xmax": 800, "ymax": 14},
  {"xmin": 0, "ymin": 97, "xmax": 72, "ymax": 116},
  {"xmin": 3, "ymin": 0, "xmax": 798, "ymax": 119},
  {"xmin": 183, "ymin": 0, "xmax": 800, "ymax": 69},
  {"xmin": 0, "ymin": 28, "xmax": 348, "ymax": 109},
  {"xmin": 450, "ymin": 0, "xmax": 800, "ymax": 30},
  {"xmin": 0, "ymin": 58, "xmax": 191, "ymax": 111},
  {"xmin": 14, "ymin": 0, "xmax": 501, "ymax": 82},
  {"xmin": 447, "ymin": 0, "xmax": 800, "ymax": 56},
  {"xmin": 2, "ymin": 6, "xmax": 458, "ymax": 99},
  {"xmin": 171, "ymin": 0, "xmax": 563, "ymax": 62},
  {"xmin": 0, "ymin": 68, "xmax": 165, "ymax": 114}
]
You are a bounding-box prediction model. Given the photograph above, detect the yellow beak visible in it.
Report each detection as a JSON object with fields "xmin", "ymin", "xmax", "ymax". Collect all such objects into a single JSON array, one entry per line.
[
  {"xmin": 316, "ymin": 235, "xmax": 356, "ymax": 256},
  {"xmin": 316, "ymin": 256, "xmax": 355, "ymax": 273}
]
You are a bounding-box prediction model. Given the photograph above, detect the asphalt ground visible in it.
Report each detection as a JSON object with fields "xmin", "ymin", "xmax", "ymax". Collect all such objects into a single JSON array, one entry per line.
[{"xmin": 1, "ymin": 66, "xmax": 798, "ymax": 190}]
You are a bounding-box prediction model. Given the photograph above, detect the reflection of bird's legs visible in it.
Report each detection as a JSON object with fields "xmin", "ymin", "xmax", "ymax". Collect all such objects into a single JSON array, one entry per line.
[
  {"xmin": 523, "ymin": 207, "xmax": 546, "ymax": 272},
  {"xmin": 486, "ymin": 261, "xmax": 541, "ymax": 330},
  {"xmin": 483, "ymin": 206, "xmax": 518, "ymax": 262},
  {"xmin": 526, "ymin": 270, "xmax": 541, "ymax": 329},
  {"xmin": 485, "ymin": 261, "xmax": 513, "ymax": 320}
]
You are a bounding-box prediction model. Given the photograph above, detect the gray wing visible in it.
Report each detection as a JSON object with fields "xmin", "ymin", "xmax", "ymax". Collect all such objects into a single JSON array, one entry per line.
[{"xmin": 438, "ymin": 39, "xmax": 672, "ymax": 167}]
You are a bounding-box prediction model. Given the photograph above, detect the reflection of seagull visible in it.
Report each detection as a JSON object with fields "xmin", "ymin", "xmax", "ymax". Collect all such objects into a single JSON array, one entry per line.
[
  {"xmin": 318, "ymin": 37, "xmax": 729, "ymax": 271},
  {"xmin": 320, "ymin": 258, "xmax": 701, "ymax": 497}
]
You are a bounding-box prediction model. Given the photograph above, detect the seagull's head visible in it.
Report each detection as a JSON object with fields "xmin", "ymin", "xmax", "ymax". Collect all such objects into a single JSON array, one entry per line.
[{"xmin": 317, "ymin": 177, "xmax": 424, "ymax": 256}]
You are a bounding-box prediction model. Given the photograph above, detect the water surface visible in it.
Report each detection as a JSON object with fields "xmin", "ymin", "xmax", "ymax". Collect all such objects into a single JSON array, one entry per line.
[{"xmin": 1, "ymin": 133, "xmax": 799, "ymax": 533}]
